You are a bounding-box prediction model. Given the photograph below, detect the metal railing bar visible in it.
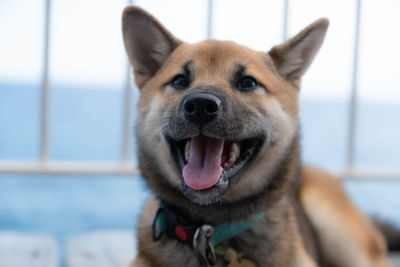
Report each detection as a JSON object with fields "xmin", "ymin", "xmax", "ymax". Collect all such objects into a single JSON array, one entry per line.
[
  {"xmin": 346, "ymin": 0, "xmax": 362, "ymax": 170},
  {"xmin": 337, "ymin": 170, "xmax": 400, "ymax": 180},
  {"xmin": 121, "ymin": 0, "xmax": 134, "ymax": 164},
  {"xmin": 1, "ymin": 161, "xmax": 400, "ymax": 179},
  {"xmin": 282, "ymin": 0, "xmax": 290, "ymax": 41},
  {"xmin": 0, "ymin": 161, "xmax": 139, "ymax": 175},
  {"xmin": 39, "ymin": 0, "xmax": 52, "ymax": 162},
  {"xmin": 121, "ymin": 63, "xmax": 133, "ymax": 163},
  {"xmin": 206, "ymin": 0, "xmax": 214, "ymax": 38}
]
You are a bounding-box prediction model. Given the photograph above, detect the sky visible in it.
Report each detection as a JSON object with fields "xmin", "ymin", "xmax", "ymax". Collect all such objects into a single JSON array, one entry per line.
[{"xmin": 0, "ymin": 0, "xmax": 400, "ymax": 102}]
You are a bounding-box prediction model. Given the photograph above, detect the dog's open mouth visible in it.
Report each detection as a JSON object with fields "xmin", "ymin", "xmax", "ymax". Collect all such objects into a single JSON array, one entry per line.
[{"xmin": 170, "ymin": 135, "xmax": 263, "ymax": 191}]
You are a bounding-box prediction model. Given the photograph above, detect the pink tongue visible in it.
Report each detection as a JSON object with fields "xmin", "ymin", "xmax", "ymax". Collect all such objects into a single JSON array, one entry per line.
[{"xmin": 182, "ymin": 136, "xmax": 224, "ymax": 190}]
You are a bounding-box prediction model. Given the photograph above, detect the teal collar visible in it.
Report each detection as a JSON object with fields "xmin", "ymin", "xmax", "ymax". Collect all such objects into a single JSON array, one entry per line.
[
  {"xmin": 211, "ymin": 212, "xmax": 264, "ymax": 246},
  {"xmin": 152, "ymin": 204, "xmax": 264, "ymax": 253}
]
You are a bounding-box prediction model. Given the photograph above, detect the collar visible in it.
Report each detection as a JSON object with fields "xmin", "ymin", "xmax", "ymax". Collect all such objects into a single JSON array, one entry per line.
[{"xmin": 152, "ymin": 204, "xmax": 264, "ymax": 258}]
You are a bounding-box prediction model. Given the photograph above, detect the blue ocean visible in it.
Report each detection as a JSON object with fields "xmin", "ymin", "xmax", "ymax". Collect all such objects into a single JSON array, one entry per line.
[{"xmin": 0, "ymin": 82, "xmax": 399, "ymax": 241}]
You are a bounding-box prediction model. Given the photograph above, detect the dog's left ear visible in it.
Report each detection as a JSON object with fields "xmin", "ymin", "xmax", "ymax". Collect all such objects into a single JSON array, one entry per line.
[
  {"xmin": 269, "ymin": 18, "xmax": 329, "ymax": 87},
  {"xmin": 122, "ymin": 6, "xmax": 182, "ymax": 88}
]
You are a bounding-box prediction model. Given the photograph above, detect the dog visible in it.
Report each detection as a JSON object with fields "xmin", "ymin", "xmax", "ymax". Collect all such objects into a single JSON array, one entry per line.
[{"xmin": 122, "ymin": 6, "xmax": 398, "ymax": 267}]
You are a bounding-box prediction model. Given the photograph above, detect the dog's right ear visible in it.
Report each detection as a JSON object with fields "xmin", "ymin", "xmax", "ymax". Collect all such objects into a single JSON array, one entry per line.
[{"xmin": 122, "ymin": 6, "xmax": 182, "ymax": 88}]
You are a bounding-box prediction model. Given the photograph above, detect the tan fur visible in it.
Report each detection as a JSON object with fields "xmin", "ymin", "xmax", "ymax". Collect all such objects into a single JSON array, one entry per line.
[
  {"xmin": 122, "ymin": 6, "xmax": 392, "ymax": 267},
  {"xmin": 299, "ymin": 166, "xmax": 391, "ymax": 267}
]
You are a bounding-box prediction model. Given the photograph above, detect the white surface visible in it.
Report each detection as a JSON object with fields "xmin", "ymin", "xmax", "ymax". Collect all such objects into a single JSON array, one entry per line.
[
  {"xmin": 0, "ymin": 230, "xmax": 398, "ymax": 266},
  {"xmin": 65, "ymin": 230, "xmax": 136, "ymax": 267},
  {"xmin": 390, "ymin": 253, "xmax": 400, "ymax": 267},
  {"xmin": 0, "ymin": 232, "xmax": 58, "ymax": 267}
]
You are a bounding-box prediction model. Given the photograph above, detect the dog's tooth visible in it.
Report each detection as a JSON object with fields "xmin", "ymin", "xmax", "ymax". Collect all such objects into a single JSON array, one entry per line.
[
  {"xmin": 184, "ymin": 140, "xmax": 190, "ymax": 163},
  {"xmin": 228, "ymin": 142, "xmax": 240, "ymax": 165},
  {"xmin": 232, "ymin": 142, "xmax": 241, "ymax": 161}
]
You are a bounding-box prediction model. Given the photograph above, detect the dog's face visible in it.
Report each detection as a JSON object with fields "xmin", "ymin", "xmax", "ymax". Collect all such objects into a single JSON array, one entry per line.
[{"xmin": 123, "ymin": 7, "xmax": 328, "ymax": 205}]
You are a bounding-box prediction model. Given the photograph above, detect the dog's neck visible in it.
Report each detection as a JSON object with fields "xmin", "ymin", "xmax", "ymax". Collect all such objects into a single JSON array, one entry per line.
[{"xmin": 143, "ymin": 134, "xmax": 301, "ymax": 226}]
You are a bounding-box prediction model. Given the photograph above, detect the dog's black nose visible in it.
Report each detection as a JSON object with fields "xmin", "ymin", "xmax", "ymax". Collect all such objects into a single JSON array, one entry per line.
[{"xmin": 182, "ymin": 92, "xmax": 222, "ymax": 126}]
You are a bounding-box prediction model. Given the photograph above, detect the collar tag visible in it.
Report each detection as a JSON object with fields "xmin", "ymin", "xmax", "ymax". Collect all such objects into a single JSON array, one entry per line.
[{"xmin": 193, "ymin": 225, "xmax": 216, "ymax": 267}]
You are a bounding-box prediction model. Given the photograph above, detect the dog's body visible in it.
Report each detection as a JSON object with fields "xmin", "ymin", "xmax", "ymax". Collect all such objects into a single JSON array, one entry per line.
[{"xmin": 122, "ymin": 6, "xmax": 393, "ymax": 267}]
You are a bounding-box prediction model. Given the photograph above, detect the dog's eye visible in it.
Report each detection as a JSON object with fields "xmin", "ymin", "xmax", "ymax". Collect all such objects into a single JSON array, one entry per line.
[
  {"xmin": 170, "ymin": 74, "xmax": 190, "ymax": 89},
  {"xmin": 236, "ymin": 76, "xmax": 259, "ymax": 92}
]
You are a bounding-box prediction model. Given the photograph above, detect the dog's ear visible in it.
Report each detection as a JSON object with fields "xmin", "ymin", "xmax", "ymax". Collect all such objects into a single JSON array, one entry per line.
[
  {"xmin": 269, "ymin": 18, "xmax": 329, "ymax": 87},
  {"xmin": 122, "ymin": 6, "xmax": 182, "ymax": 88}
]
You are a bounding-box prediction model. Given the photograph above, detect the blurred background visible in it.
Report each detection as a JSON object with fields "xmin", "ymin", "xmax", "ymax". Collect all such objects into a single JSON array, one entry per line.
[{"xmin": 0, "ymin": 0, "xmax": 399, "ymax": 266}]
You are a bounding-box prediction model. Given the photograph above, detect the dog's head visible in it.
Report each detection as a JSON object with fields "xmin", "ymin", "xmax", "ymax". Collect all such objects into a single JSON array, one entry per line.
[{"xmin": 122, "ymin": 7, "xmax": 328, "ymax": 206}]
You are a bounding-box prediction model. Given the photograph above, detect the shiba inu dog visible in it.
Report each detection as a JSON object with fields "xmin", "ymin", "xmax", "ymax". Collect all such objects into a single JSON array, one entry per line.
[{"xmin": 122, "ymin": 6, "xmax": 397, "ymax": 267}]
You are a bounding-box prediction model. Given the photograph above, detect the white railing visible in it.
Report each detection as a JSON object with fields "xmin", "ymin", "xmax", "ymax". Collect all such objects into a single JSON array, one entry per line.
[
  {"xmin": 346, "ymin": 0, "xmax": 361, "ymax": 170},
  {"xmin": 0, "ymin": 0, "xmax": 399, "ymax": 179}
]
